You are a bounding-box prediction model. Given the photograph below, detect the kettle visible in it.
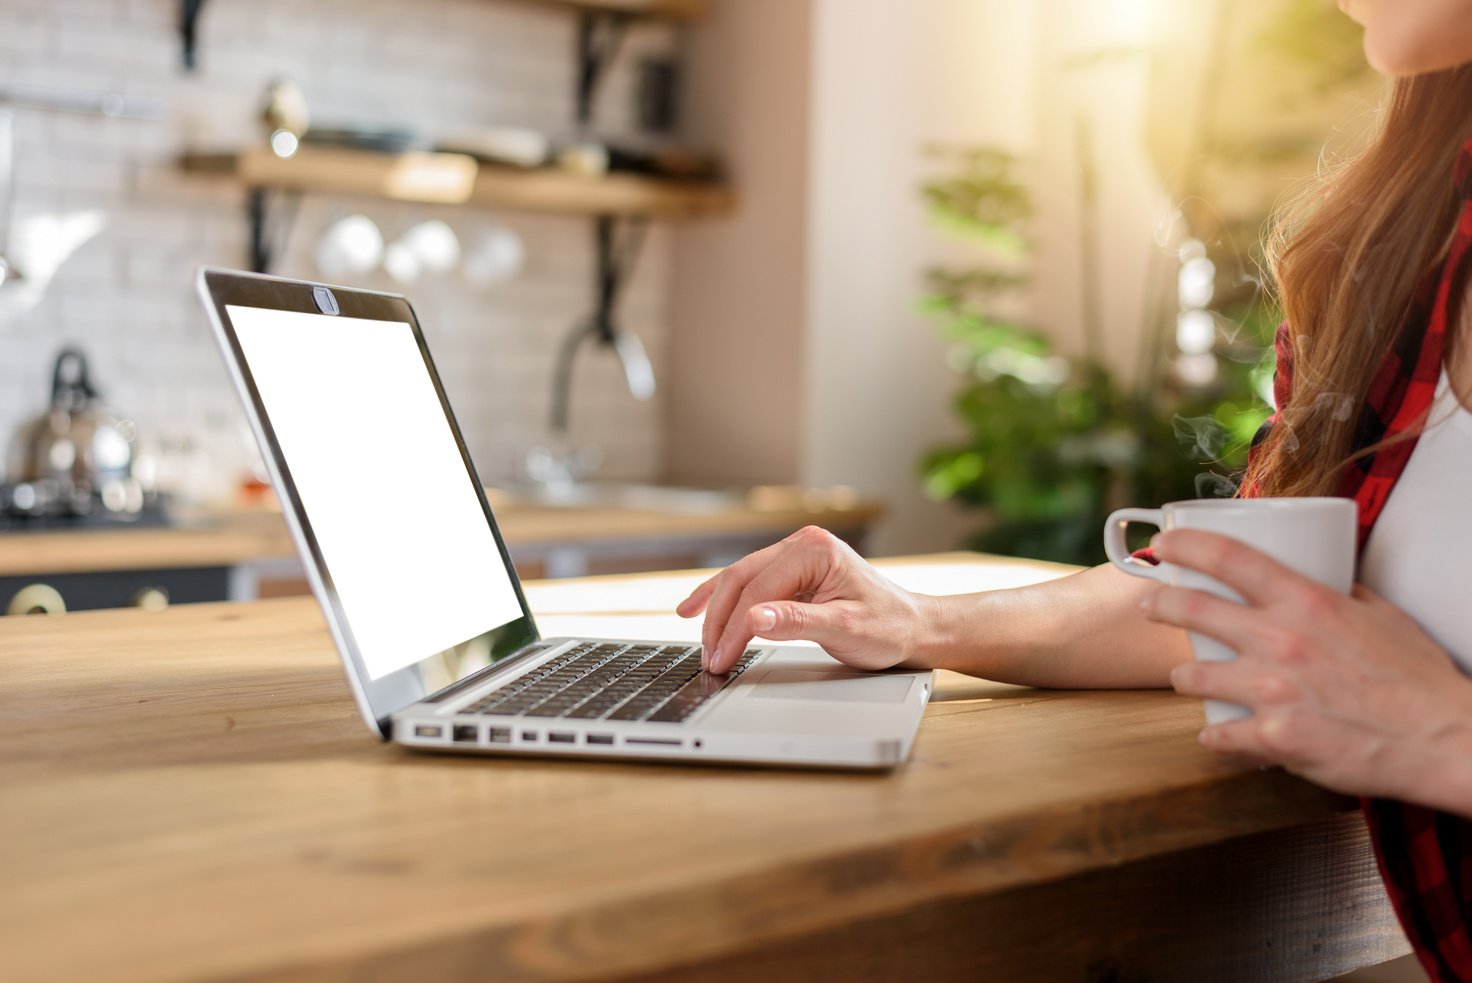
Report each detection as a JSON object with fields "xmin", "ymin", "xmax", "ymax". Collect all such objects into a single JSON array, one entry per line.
[{"xmin": 6, "ymin": 348, "xmax": 140, "ymax": 515}]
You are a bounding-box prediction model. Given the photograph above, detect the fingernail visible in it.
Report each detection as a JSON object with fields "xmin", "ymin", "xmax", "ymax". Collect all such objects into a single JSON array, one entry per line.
[
  {"xmin": 1149, "ymin": 533, "xmax": 1163, "ymax": 551},
  {"xmin": 708, "ymin": 647, "xmax": 721, "ymax": 672},
  {"xmin": 754, "ymin": 607, "xmax": 777, "ymax": 631}
]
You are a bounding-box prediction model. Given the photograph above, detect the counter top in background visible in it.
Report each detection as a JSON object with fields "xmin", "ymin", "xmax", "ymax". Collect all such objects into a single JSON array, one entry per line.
[{"xmin": 0, "ymin": 486, "xmax": 885, "ymax": 578}]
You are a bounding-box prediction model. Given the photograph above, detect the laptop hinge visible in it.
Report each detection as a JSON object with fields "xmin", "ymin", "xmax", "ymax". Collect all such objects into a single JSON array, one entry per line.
[{"xmin": 418, "ymin": 641, "xmax": 555, "ymax": 705}]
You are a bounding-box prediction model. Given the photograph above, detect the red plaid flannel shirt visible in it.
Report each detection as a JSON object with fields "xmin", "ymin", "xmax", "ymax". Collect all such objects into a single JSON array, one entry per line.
[{"xmin": 1245, "ymin": 138, "xmax": 1472, "ymax": 981}]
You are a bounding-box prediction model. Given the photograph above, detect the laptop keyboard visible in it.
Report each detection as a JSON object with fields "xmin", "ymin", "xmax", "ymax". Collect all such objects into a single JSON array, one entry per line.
[{"xmin": 463, "ymin": 642, "xmax": 762, "ymax": 724}]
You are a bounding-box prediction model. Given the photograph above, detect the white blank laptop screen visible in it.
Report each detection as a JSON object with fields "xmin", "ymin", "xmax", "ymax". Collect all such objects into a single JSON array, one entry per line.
[{"xmin": 227, "ymin": 305, "xmax": 523, "ymax": 681}]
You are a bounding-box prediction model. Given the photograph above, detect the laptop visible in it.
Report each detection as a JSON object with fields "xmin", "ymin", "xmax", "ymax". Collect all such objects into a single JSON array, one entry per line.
[{"xmin": 197, "ymin": 268, "xmax": 933, "ymax": 769}]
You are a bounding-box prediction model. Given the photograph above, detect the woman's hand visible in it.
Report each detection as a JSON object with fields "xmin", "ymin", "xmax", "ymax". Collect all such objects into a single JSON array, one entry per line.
[
  {"xmin": 1142, "ymin": 528, "xmax": 1472, "ymax": 808},
  {"xmin": 675, "ymin": 526, "xmax": 931, "ymax": 674}
]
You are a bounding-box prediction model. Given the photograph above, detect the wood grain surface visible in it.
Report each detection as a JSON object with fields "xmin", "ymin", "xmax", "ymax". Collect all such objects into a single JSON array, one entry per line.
[
  {"xmin": 0, "ymin": 557, "xmax": 1406, "ymax": 982},
  {"xmin": 627, "ymin": 814, "xmax": 1397, "ymax": 983}
]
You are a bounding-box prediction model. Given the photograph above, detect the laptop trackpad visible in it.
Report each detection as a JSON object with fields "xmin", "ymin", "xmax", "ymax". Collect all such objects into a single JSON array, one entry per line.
[{"xmin": 750, "ymin": 669, "xmax": 913, "ymax": 704}]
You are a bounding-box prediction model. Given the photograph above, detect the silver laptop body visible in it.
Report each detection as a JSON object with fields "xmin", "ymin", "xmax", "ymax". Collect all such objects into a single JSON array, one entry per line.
[{"xmin": 198, "ymin": 268, "xmax": 932, "ymax": 770}]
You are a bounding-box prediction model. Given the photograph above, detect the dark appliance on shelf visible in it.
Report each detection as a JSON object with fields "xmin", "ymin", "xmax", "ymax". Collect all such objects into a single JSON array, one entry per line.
[
  {"xmin": 3, "ymin": 347, "xmax": 164, "ymax": 528},
  {"xmin": 0, "ymin": 349, "xmax": 206, "ymax": 616}
]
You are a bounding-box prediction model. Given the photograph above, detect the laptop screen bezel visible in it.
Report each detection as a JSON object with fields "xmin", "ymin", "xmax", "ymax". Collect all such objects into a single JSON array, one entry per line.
[{"xmin": 197, "ymin": 268, "xmax": 540, "ymax": 737}]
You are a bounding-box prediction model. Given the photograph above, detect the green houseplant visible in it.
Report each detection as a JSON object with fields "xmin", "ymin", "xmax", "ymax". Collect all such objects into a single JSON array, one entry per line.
[
  {"xmin": 917, "ymin": 144, "xmax": 1274, "ymax": 565},
  {"xmin": 917, "ymin": 0, "xmax": 1374, "ymax": 566}
]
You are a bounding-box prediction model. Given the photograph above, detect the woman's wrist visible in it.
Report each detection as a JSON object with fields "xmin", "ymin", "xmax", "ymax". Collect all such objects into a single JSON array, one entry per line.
[
  {"xmin": 899, "ymin": 591, "xmax": 1020, "ymax": 675},
  {"xmin": 894, "ymin": 565, "xmax": 1185, "ymax": 687},
  {"xmin": 1393, "ymin": 695, "xmax": 1472, "ymax": 816},
  {"xmin": 899, "ymin": 592, "xmax": 948, "ymax": 670}
]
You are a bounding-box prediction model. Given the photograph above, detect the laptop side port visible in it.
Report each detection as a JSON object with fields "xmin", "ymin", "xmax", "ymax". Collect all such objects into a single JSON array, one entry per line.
[
  {"xmin": 487, "ymin": 727, "xmax": 512, "ymax": 744},
  {"xmin": 414, "ymin": 724, "xmax": 444, "ymax": 739},
  {"xmin": 452, "ymin": 724, "xmax": 479, "ymax": 743},
  {"xmin": 587, "ymin": 734, "xmax": 614, "ymax": 746},
  {"xmin": 548, "ymin": 732, "xmax": 576, "ymax": 744},
  {"xmin": 521, "ymin": 731, "xmax": 539, "ymax": 743}
]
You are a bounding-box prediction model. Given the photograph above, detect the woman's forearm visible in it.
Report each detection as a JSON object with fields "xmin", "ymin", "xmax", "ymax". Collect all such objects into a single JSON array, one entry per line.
[{"xmin": 906, "ymin": 563, "xmax": 1191, "ymax": 688}]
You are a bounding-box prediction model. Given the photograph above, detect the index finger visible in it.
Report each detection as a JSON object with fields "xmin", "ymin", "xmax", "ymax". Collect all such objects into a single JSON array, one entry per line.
[
  {"xmin": 691, "ymin": 535, "xmax": 797, "ymax": 658},
  {"xmin": 699, "ymin": 527, "xmax": 838, "ymax": 667},
  {"xmin": 709, "ymin": 556, "xmax": 826, "ymax": 673},
  {"xmin": 1151, "ymin": 528, "xmax": 1313, "ymax": 608}
]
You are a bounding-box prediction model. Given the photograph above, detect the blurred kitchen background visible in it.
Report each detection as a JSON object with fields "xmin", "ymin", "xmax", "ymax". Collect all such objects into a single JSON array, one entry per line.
[{"xmin": 0, "ymin": 0, "xmax": 1384, "ymax": 612}]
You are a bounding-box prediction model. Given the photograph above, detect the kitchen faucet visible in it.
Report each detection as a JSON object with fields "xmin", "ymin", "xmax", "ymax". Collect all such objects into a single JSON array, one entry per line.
[{"xmin": 533, "ymin": 216, "xmax": 654, "ymax": 488}]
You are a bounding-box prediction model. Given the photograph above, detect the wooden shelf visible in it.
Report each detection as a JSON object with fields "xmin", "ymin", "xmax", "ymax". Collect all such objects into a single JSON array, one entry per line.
[
  {"xmin": 180, "ymin": 0, "xmax": 706, "ymax": 69},
  {"xmin": 533, "ymin": 0, "xmax": 707, "ymax": 17},
  {"xmin": 180, "ymin": 146, "xmax": 733, "ymax": 220}
]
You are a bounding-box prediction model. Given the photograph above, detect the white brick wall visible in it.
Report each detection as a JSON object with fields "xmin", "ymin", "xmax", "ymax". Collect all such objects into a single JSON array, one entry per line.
[{"xmin": 0, "ymin": 0, "xmax": 675, "ymax": 499}]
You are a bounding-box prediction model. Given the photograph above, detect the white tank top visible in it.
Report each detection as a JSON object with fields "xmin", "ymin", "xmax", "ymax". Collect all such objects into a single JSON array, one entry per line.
[{"xmin": 1359, "ymin": 372, "xmax": 1472, "ymax": 673}]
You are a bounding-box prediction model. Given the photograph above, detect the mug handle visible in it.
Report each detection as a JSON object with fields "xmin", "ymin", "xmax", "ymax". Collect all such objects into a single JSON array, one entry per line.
[{"xmin": 1103, "ymin": 508, "xmax": 1167, "ymax": 582}]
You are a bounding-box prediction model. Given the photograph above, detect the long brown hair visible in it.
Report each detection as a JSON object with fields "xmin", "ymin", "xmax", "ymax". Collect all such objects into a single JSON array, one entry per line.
[{"xmin": 1248, "ymin": 65, "xmax": 1472, "ymax": 498}]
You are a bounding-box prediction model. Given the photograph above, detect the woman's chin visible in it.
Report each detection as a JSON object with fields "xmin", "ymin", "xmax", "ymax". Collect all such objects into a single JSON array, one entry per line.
[{"xmin": 1363, "ymin": 33, "xmax": 1472, "ymax": 78}]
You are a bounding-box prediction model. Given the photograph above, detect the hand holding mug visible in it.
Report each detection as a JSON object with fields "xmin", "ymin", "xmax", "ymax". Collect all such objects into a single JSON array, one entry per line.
[
  {"xmin": 1103, "ymin": 498, "xmax": 1356, "ymax": 724},
  {"xmin": 1125, "ymin": 518, "xmax": 1472, "ymax": 808}
]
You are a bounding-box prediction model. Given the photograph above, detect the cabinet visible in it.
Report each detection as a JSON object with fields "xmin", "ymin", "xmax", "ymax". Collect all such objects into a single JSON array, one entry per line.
[{"xmin": 1, "ymin": 567, "xmax": 234, "ymax": 615}]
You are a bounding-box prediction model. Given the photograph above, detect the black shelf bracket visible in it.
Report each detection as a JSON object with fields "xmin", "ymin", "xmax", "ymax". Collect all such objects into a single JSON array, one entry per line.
[
  {"xmin": 246, "ymin": 186, "xmax": 301, "ymax": 275},
  {"xmin": 179, "ymin": 0, "xmax": 209, "ymax": 72},
  {"xmin": 591, "ymin": 213, "xmax": 647, "ymax": 344},
  {"xmin": 550, "ymin": 214, "xmax": 651, "ymax": 434},
  {"xmin": 575, "ymin": 10, "xmax": 633, "ymax": 129}
]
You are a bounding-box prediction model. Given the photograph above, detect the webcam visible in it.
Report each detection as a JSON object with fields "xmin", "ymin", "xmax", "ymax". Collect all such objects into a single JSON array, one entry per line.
[{"xmin": 312, "ymin": 285, "xmax": 340, "ymax": 316}]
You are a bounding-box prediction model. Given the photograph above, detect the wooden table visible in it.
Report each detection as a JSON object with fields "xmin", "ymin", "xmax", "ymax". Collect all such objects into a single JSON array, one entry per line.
[{"xmin": 0, "ymin": 555, "xmax": 1408, "ymax": 982}]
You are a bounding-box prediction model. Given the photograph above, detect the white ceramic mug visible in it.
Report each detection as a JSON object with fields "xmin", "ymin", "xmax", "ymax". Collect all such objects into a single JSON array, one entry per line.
[{"xmin": 1103, "ymin": 497, "xmax": 1357, "ymax": 724}]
